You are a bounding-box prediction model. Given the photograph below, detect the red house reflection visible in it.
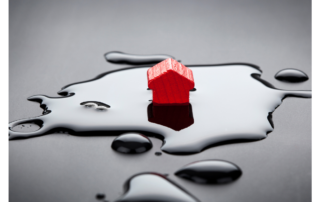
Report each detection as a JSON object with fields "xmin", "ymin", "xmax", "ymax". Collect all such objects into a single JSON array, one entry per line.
[{"xmin": 148, "ymin": 103, "xmax": 194, "ymax": 131}]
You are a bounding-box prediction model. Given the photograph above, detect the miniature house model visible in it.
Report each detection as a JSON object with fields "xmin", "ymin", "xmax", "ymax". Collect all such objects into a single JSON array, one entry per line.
[{"xmin": 147, "ymin": 58, "xmax": 195, "ymax": 105}]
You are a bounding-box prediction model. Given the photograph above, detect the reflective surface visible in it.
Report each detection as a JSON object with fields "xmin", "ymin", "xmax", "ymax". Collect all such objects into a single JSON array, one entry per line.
[
  {"xmin": 9, "ymin": 64, "xmax": 311, "ymax": 155},
  {"xmin": 175, "ymin": 160, "xmax": 242, "ymax": 184},
  {"xmin": 275, "ymin": 68, "xmax": 309, "ymax": 82},
  {"xmin": 116, "ymin": 172, "xmax": 199, "ymax": 202},
  {"xmin": 111, "ymin": 133, "xmax": 152, "ymax": 154}
]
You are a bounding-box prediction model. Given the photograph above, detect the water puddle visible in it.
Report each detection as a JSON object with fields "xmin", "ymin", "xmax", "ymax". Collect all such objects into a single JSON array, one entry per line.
[
  {"xmin": 175, "ymin": 160, "xmax": 242, "ymax": 184},
  {"xmin": 9, "ymin": 63, "xmax": 311, "ymax": 154},
  {"xmin": 111, "ymin": 133, "xmax": 152, "ymax": 154},
  {"xmin": 104, "ymin": 51, "xmax": 175, "ymax": 65},
  {"xmin": 275, "ymin": 68, "xmax": 308, "ymax": 82}
]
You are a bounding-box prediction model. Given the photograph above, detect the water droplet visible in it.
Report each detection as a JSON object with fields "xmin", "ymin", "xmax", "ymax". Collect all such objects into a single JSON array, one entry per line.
[
  {"xmin": 116, "ymin": 172, "xmax": 199, "ymax": 202},
  {"xmin": 81, "ymin": 101, "xmax": 110, "ymax": 108},
  {"xmin": 155, "ymin": 152, "xmax": 162, "ymax": 156},
  {"xmin": 175, "ymin": 160, "xmax": 242, "ymax": 184},
  {"xmin": 96, "ymin": 106, "xmax": 108, "ymax": 111},
  {"xmin": 111, "ymin": 133, "xmax": 152, "ymax": 154},
  {"xmin": 9, "ymin": 62, "xmax": 311, "ymax": 154},
  {"xmin": 96, "ymin": 193, "xmax": 105, "ymax": 200},
  {"xmin": 104, "ymin": 51, "xmax": 175, "ymax": 65},
  {"xmin": 275, "ymin": 68, "xmax": 309, "ymax": 82},
  {"xmin": 83, "ymin": 102, "xmax": 98, "ymax": 108}
]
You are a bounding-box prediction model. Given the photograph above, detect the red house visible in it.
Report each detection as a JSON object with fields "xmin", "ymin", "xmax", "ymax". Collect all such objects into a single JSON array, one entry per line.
[{"xmin": 147, "ymin": 58, "xmax": 195, "ymax": 105}]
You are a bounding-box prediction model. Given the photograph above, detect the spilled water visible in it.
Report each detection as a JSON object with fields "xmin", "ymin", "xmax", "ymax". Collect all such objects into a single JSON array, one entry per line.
[
  {"xmin": 111, "ymin": 133, "xmax": 152, "ymax": 154},
  {"xmin": 175, "ymin": 160, "xmax": 242, "ymax": 184},
  {"xmin": 9, "ymin": 64, "xmax": 311, "ymax": 154},
  {"xmin": 116, "ymin": 172, "xmax": 199, "ymax": 202},
  {"xmin": 104, "ymin": 51, "xmax": 175, "ymax": 65},
  {"xmin": 275, "ymin": 68, "xmax": 309, "ymax": 82}
]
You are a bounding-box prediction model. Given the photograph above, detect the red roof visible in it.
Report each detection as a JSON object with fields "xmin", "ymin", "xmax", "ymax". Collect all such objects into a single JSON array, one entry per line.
[{"xmin": 147, "ymin": 59, "xmax": 195, "ymax": 105}]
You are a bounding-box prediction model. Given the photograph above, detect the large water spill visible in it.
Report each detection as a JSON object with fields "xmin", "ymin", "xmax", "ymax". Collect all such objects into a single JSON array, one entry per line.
[{"xmin": 9, "ymin": 63, "xmax": 311, "ymax": 154}]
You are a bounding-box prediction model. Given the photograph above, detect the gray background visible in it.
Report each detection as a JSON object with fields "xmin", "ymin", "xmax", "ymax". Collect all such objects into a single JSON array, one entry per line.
[{"xmin": 9, "ymin": 0, "xmax": 311, "ymax": 202}]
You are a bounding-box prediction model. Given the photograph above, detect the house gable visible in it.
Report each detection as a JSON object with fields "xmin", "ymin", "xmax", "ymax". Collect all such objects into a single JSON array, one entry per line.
[{"xmin": 148, "ymin": 58, "xmax": 194, "ymax": 89}]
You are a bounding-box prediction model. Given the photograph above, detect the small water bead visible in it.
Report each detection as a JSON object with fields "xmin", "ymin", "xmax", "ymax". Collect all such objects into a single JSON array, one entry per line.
[
  {"xmin": 111, "ymin": 133, "xmax": 152, "ymax": 154},
  {"xmin": 275, "ymin": 68, "xmax": 309, "ymax": 82},
  {"xmin": 96, "ymin": 106, "xmax": 108, "ymax": 111},
  {"xmin": 175, "ymin": 160, "xmax": 242, "ymax": 184},
  {"xmin": 116, "ymin": 172, "xmax": 199, "ymax": 202},
  {"xmin": 84, "ymin": 103, "xmax": 98, "ymax": 108},
  {"xmin": 81, "ymin": 101, "xmax": 111, "ymax": 108},
  {"xmin": 96, "ymin": 193, "xmax": 105, "ymax": 200}
]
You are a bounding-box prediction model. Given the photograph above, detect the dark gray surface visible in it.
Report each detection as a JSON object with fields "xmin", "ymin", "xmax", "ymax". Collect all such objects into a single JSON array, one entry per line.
[{"xmin": 9, "ymin": 0, "xmax": 311, "ymax": 202}]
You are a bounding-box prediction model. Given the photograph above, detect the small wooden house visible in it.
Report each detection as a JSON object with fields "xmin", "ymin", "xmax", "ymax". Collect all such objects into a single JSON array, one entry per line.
[{"xmin": 147, "ymin": 58, "xmax": 195, "ymax": 105}]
